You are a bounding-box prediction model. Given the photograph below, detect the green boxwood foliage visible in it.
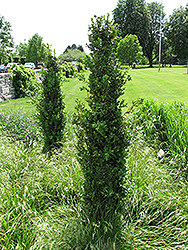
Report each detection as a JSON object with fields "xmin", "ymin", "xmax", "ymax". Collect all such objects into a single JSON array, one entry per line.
[
  {"xmin": 10, "ymin": 64, "xmax": 37, "ymax": 98},
  {"xmin": 36, "ymin": 54, "xmax": 66, "ymax": 153},
  {"xmin": 73, "ymin": 15, "xmax": 130, "ymax": 245}
]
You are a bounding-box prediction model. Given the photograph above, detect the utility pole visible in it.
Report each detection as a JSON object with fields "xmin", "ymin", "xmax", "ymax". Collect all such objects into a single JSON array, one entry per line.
[{"xmin": 158, "ymin": 0, "xmax": 163, "ymax": 71}]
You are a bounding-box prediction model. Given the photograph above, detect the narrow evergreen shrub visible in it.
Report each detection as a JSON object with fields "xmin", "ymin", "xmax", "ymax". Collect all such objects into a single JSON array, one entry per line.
[
  {"xmin": 36, "ymin": 53, "xmax": 66, "ymax": 153},
  {"xmin": 73, "ymin": 15, "xmax": 130, "ymax": 246}
]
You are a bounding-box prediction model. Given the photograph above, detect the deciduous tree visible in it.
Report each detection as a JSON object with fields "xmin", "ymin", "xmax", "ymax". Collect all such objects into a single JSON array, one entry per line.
[
  {"xmin": 167, "ymin": 5, "xmax": 188, "ymax": 72},
  {"xmin": 0, "ymin": 15, "xmax": 14, "ymax": 64},
  {"xmin": 113, "ymin": 0, "xmax": 149, "ymax": 59},
  {"xmin": 113, "ymin": 0, "xmax": 166, "ymax": 67},
  {"xmin": 145, "ymin": 2, "xmax": 166, "ymax": 67},
  {"xmin": 26, "ymin": 33, "xmax": 48, "ymax": 66},
  {"xmin": 15, "ymin": 40, "xmax": 28, "ymax": 59},
  {"xmin": 117, "ymin": 34, "xmax": 143, "ymax": 65}
]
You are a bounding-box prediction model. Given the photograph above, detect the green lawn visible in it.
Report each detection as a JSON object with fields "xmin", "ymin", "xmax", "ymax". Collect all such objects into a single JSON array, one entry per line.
[
  {"xmin": 0, "ymin": 67, "xmax": 187, "ymax": 113},
  {"xmin": 0, "ymin": 97, "xmax": 35, "ymax": 113},
  {"xmin": 0, "ymin": 78, "xmax": 86, "ymax": 114},
  {"xmin": 124, "ymin": 66, "xmax": 188, "ymax": 107},
  {"xmin": 63, "ymin": 77, "xmax": 87, "ymax": 113}
]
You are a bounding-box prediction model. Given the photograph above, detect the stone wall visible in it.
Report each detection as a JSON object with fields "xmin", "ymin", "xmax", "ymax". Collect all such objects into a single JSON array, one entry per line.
[{"xmin": 0, "ymin": 73, "xmax": 15, "ymax": 103}]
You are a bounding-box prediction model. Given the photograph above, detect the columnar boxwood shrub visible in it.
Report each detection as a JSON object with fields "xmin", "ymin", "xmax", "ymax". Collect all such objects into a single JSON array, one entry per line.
[
  {"xmin": 73, "ymin": 15, "xmax": 130, "ymax": 245},
  {"xmin": 36, "ymin": 53, "xmax": 66, "ymax": 153}
]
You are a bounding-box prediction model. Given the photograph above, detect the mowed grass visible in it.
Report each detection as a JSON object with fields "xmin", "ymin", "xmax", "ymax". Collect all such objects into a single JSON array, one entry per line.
[
  {"xmin": 0, "ymin": 78, "xmax": 86, "ymax": 114},
  {"xmin": 124, "ymin": 66, "xmax": 188, "ymax": 107},
  {"xmin": 0, "ymin": 97, "xmax": 35, "ymax": 113},
  {"xmin": 0, "ymin": 67, "xmax": 187, "ymax": 113},
  {"xmin": 63, "ymin": 77, "xmax": 87, "ymax": 113}
]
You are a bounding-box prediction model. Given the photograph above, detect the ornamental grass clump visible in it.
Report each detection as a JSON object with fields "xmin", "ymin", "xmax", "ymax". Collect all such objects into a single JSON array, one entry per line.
[
  {"xmin": 131, "ymin": 100, "xmax": 188, "ymax": 178},
  {"xmin": 0, "ymin": 109, "xmax": 40, "ymax": 147},
  {"xmin": 73, "ymin": 14, "xmax": 130, "ymax": 247}
]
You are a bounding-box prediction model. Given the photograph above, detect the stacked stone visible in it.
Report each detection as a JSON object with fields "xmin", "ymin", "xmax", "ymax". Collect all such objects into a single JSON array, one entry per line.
[{"xmin": 0, "ymin": 73, "xmax": 15, "ymax": 103}]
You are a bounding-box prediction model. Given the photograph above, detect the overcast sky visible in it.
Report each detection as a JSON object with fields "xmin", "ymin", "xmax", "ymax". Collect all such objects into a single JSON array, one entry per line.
[{"xmin": 1, "ymin": 0, "xmax": 188, "ymax": 56}]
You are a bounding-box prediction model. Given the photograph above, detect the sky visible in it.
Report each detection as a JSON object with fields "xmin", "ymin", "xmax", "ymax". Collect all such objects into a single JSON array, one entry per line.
[{"xmin": 1, "ymin": 0, "xmax": 188, "ymax": 56}]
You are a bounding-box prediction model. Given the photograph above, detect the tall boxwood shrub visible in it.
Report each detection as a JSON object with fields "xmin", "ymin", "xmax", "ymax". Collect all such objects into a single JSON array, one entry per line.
[
  {"xmin": 36, "ymin": 53, "xmax": 66, "ymax": 153},
  {"xmin": 73, "ymin": 15, "xmax": 129, "ymax": 245}
]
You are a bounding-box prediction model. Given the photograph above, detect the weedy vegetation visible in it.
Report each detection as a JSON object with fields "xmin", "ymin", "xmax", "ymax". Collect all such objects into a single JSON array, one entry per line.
[{"xmin": 1, "ymin": 100, "xmax": 188, "ymax": 249}]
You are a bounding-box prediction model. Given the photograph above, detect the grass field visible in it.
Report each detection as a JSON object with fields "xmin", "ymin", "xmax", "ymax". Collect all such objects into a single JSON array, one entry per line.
[
  {"xmin": 0, "ymin": 66, "xmax": 187, "ymax": 114},
  {"xmin": 124, "ymin": 66, "xmax": 188, "ymax": 107}
]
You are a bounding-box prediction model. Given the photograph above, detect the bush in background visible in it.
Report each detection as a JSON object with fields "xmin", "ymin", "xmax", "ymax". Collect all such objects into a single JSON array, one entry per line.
[
  {"xmin": 59, "ymin": 48, "xmax": 85, "ymax": 63},
  {"xmin": 59, "ymin": 61, "xmax": 75, "ymax": 78},
  {"xmin": 10, "ymin": 64, "xmax": 38, "ymax": 98},
  {"xmin": 76, "ymin": 62, "xmax": 84, "ymax": 72}
]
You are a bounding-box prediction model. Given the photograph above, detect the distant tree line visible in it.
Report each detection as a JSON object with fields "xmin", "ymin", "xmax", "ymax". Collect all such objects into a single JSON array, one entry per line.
[
  {"xmin": 14, "ymin": 33, "xmax": 50, "ymax": 66},
  {"xmin": 63, "ymin": 44, "xmax": 84, "ymax": 53},
  {"xmin": 0, "ymin": 15, "xmax": 14, "ymax": 64},
  {"xmin": 0, "ymin": 15, "xmax": 86, "ymax": 66},
  {"xmin": 1, "ymin": 2, "xmax": 188, "ymax": 68},
  {"xmin": 113, "ymin": 0, "xmax": 188, "ymax": 67},
  {"xmin": 59, "ymin": 44, "xmax": 86, "ymax": 63}
]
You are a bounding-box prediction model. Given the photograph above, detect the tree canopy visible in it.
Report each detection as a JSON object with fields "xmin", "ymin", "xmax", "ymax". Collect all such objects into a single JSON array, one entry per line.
[
  {"xmin": 0, "ymin": 15, "xmax": 14, "ymax": 64},
  {"xmin": 26, "ymin": 33, "xmax": 48, "ymax": 65},
  {"xmin": 113, "ymin": 0, "xmax": 149, "ymax": 58},
  {"xmin": 59, "ymin": 44, "xmax": 85, "ymax": 63},
  {"xmin": 145, "ymin": 2, "xmax": 166, "ymax": 67},
  {"xmin": 117, "ymin": 34, "xmax": 143, "ymax": 64},
  {"xmin": 167, "ymin": 5, "xmax": 188, "ymax": 60},
  {"xmin": 113, "ymin": 0, "xmax": 166, "ymax": 67},
  {"xmin": 1, "ymin": 2, "xmax": 188, "ymax": 68},
  {"xmin": 15, "ymin": 33, "xmax": 49, "ymax": 65}
]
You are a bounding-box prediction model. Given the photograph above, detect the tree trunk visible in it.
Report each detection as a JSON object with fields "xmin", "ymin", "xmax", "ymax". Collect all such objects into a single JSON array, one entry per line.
[
  {"xmin": 148, "ymin": 56, "xmax": 153, "ymax": 67},
  {"xmin": 146, "ymin": 49, "xmax": 153, "ymax": 67}
]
